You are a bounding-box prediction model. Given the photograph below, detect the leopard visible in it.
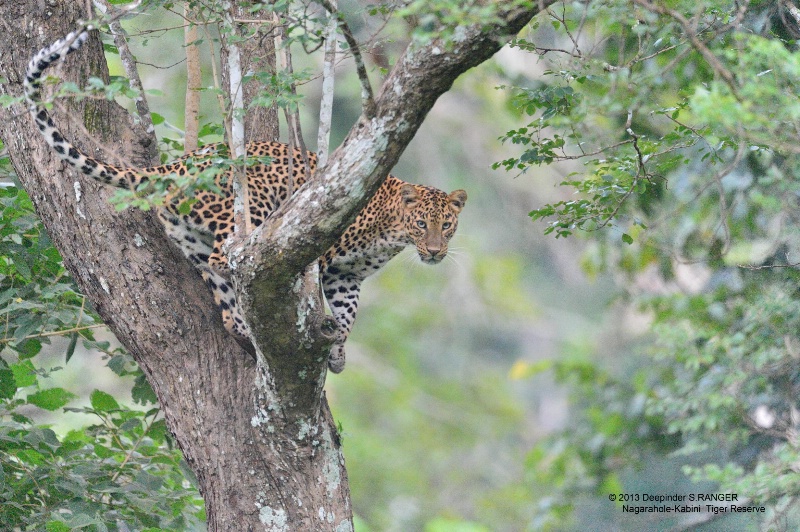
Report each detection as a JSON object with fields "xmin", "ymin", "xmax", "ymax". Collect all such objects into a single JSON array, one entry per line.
[{"xmin": 24, "ymin": 29, "xmax": 467, "ymax": 373}]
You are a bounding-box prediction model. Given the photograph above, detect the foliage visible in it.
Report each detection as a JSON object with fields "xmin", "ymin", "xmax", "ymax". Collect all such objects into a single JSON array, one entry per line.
[
  {"xmin": 495, "ymin": 0, "xmax": 800, "ymax": 528},
  {"xmin": 0, "ymin": 176, "xmax": 204, "ymax": 531}
]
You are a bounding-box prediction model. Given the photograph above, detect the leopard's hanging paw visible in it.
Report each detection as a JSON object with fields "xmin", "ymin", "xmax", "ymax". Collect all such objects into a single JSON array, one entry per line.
[{"xmin": 328, "ymin": 344, "xmax": 346, "ymax": 374}]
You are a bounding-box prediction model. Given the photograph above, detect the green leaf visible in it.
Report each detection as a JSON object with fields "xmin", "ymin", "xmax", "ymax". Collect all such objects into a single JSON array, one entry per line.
[
  {"xmin": 148, "ymin": 418, "xmax": 169, "ymax": 443},
  {"xmin": 62, "ymin": 513, "xmax": 103, "ymax": 529},
  {"xmin": 11, "ymin": 360, "xmax": 37, "ymax": 388},
  {"xmin": 0, "ymin": 368, "xmax": 16, "ymax": 400},
  {"xmin": 93, "ymin": 443, "xmax": 115, "ymax": 459},
  {"xmin": 15, "ymin": 338, "xmax": 42, "ymax": 359},
  {"xmin": 150, "ymin": 112, "xmax": 165, "ymax": 125},
  {"xmin": 27, "ymin": 388, "xmax": 76, "ymax": 411},
  {"xmin": 24, "ymin": 427, "xmax": 61, "ymax": 451},
  {"xmin": 134, "ymin": 470, "xmax": 164, "ymax": 491},
  {"xmin": 621, "ymin": 233, "xmax": 634, "ymax": 245},
  {"xmin": 132, "ymin": 374, "xmax": 157, "ymax": 405},
  {"xmin": 45, "ymin": 521, "xmax": 70, "ymax": 532},
  {"xmin": 90, "ymin": 389, "xmax": 120, "ymax": 412},
  {"xmin": 65, "ymin": 331, "xmax": 78, "ymax": 363},
  {"xmin": 106, "ymin": 354, "xmax": 129, "ymax": 376},
  {"xmin": 177, "ymin": 199, "xmax": 194, "ymax": 215}
]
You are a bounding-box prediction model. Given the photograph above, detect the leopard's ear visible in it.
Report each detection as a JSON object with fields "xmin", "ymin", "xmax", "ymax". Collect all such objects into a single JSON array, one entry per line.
[
  {"xmin": 448, "ymin": 190, "xmax": 467, "ymax": 213},
  {"xmin": 400, "ymin": 184, "xmax": 419, "ymax": 206}
]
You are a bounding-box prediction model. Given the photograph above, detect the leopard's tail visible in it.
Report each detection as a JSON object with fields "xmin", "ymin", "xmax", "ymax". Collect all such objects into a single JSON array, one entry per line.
[{"xmin": 24, "ymin": 29, "xmax": 140, "ymax": 189}]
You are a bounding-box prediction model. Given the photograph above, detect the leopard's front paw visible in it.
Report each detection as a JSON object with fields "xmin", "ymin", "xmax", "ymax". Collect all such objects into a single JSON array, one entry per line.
[{"xmin": 328, "ymin": 344, "xmax": 346, "ymax": 374}]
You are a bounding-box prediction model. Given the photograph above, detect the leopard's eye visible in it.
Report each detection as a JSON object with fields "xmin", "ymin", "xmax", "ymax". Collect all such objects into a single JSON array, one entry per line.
[
  {"xmin": 442, "ymin": 222, "xmax": 452, "ymax": 230},
  {"xmin": 416, "ymin": 220, "xmax": 427, "ymax": 229}
]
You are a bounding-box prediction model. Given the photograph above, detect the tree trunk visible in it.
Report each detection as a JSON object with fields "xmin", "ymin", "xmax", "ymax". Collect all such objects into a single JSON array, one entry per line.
[{"xmin": 0, "ymin": 1, "xmax": 550, "ymax": 530}]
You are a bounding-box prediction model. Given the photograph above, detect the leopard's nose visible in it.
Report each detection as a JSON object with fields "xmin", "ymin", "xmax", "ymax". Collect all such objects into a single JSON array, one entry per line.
[{"xmin": 427, "ymin": 246, "xmax": 441, "ymax": 257}]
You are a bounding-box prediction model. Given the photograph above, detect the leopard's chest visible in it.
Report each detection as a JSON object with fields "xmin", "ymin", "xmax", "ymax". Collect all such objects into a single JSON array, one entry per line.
[{"xmin": 324, "ymin": 239, "xmax": 406, "ymax": 280}]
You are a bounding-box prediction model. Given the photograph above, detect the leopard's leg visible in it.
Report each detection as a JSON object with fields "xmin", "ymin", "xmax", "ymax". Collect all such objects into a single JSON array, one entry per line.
[
  {"xmin": 160, "ymin": 213, "xmax": 253, "ymax": 355},
  {"xmin": 206, "ymin": 214, "xmax": 233, "ymax": 272},
  {"xmin": 208, "ymin": 233, "xmax": 228, "ymax": 271},
  {"xmin": 322, "ymin": 268, "xmax": 363, "ymax": 373}
]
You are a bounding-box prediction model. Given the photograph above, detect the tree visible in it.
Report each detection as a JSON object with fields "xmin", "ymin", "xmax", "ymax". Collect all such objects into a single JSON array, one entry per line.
[{"xmin": 0, "ymin": 0, "xmax": 547, "ymax": 529}]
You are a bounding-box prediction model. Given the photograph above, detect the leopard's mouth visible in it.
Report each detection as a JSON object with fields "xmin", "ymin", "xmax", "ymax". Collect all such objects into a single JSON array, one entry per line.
[{"xmin": 420, "ymin": 253, "xmax": 445, "ymax": 265}]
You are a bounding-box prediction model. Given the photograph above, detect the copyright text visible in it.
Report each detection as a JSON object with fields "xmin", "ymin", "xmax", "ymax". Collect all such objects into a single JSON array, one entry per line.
[{"xmin": 607, "ymin": 493, "xmax": 766, "ymax": 515}]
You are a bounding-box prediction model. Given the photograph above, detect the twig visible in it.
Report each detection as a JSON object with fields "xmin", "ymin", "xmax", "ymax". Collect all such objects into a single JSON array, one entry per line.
[
  {"xmin": 526, "ymin": 138, "xmax": 636, "ymax": 163},
  {"xmin": 110, "ymin": 408, "xmax": 161, "ymax": 482},
  {"xmin": 91, "ymin": 0, "xmax": 142, "ymax": 30},
  {"xmin": 631, "ymin": 41, "xmax": 683, "ymax": 66},
  {"xmin": 625, "ymin": 109, "xmax": 650, "ymax": 180},
  {"xmin": 591, "ymin": 110, "xmax": 654, "ymax": 229},
  {"xmin": 739, "ymin": 262, "xmax": 800, "ymax": 270},
  {"xmin": 76, "ymin": 295, "xmax": 86, "ymax": 329},
  {"xmin": 316, "ymin": 0, "xmax": 376, "ymax": 118},
  {"xmin": 0, "ymin": 324, "xmax": 106, "ymax": 345},
  {"xmin": 547, "ymin": 4, "xmax": 582, "ymax": 58},
  {"xmin": 533, "ymin": 46, "xmax": 583, "ymax": 57},
  {"xmin": 132, "ymin": 57, "xmax": 186, "ymax": 70},
  {"xmin": 711, "ymin": 140, "xmax": 745, "ymax": 255}
]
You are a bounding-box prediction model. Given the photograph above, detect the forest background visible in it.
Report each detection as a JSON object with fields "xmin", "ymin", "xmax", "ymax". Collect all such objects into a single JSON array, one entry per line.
[{"xmin": 2, "ymin": 0, "xmax": 800, "ymax": 530}]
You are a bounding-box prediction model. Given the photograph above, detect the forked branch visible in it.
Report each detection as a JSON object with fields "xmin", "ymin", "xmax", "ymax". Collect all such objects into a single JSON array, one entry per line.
[{"xmin": 317, "ymin": 0, "xmax": 376, "ymax": 118}]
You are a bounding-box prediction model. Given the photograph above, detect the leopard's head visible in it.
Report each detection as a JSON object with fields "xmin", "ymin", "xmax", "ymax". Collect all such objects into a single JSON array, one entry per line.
[{"xmin": 400, "ymin": 184, "xmax": 467, "ymax": 264}]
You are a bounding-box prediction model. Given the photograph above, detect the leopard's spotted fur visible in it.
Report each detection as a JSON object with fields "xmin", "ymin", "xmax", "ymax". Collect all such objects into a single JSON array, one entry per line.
[{"xmin": 25, "ymin": 29, "xmax": 467, "ymax": 373}]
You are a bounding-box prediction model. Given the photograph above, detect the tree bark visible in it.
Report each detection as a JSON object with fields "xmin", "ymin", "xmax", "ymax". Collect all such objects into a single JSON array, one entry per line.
[{"xmin": 0, "ymin": 1, "xmax": 552, "ymax": 530}]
